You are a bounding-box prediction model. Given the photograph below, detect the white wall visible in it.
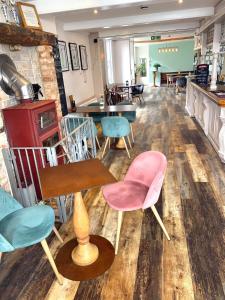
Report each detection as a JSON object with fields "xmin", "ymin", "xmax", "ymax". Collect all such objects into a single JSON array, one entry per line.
[
  {"xmin": 41, "ymin": 17, "xmax": 95, "ymax": 105},
  {"xmin": 112, "ymin": 39, "xmax": 131, "ymax": 84}
]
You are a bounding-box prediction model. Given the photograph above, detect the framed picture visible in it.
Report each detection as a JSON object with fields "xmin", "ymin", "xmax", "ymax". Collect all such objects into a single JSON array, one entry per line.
[
  {"xmin": 17, "ymin": 2, "xmax": 42, "ymax": 30},
  {"xmin": 69, "ymin": 43, "xmax": 80, "ymax": 70},
  {"xmin": 79, "ymin": 45, "xmax": 88, "ymax": 70},
  {"xmin": 58, "ymin": 40, "xmax": 69, "ymax": 72}
]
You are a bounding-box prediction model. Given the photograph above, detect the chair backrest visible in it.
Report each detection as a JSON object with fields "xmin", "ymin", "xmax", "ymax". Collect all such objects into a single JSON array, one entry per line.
[
  {"xmin": 101, "ymin": 116, "xmax": 130, "ymax": 137},
  {"xmin": 0, "ymin": 188, "xmax": 22, "ymax": 221},
  {"xmin": 124, "ymin": 151, "xmax": 167, "ymax": 208}
]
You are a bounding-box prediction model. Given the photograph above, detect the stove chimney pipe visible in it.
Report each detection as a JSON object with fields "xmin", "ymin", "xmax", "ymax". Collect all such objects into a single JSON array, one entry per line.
[{"xmin": 0, "ymin": 54, "xmax": 34, "ymax": 102}]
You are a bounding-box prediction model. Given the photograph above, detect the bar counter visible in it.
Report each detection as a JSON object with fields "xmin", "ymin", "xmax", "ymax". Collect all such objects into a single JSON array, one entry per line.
[{"xmin": 186, "ymin": 81, "xmax": 225, "ymax": 163}]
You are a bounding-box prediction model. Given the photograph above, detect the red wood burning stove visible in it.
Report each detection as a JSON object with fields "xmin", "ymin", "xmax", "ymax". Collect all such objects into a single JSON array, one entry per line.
[{"xmin": 3, "ymin": 100, "xmax": 61, "ymax": 198}]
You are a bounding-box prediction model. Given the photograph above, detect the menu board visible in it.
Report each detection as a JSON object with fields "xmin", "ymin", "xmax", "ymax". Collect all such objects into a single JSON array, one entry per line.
[{"xmin": 195, "ymin": 64, "xmax": 209, "ymax": 86}]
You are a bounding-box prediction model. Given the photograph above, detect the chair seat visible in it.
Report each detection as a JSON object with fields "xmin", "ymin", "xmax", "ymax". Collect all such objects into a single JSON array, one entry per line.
[
  {"xmin": 102, "ymin": 181, "xmax": 148, "ymax": 211},
  {"xmin": 0, "ymin": 205, "xmax": 54, "ymax": 250}
]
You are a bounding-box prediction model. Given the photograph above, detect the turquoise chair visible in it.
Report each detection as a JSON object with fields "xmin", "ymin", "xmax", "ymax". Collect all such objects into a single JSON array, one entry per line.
[
  {"xmin": 65, "ymin": 116, "xmax": 101, "ymax": 149},
  {"xmin": 117, "ymin": 100, "xmax": 136, "ymax": 143},
  {"xmin": 0, "ymin": 188, "xmax": 63, "ymax": 284},
  {"xmin": 101, "ymin": 116, "xmax": 131, "ymax": 159}
]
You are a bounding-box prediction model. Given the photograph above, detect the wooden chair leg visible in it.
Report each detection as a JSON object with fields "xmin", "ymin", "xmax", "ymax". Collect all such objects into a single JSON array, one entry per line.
[
  {"xmin": 151, "ymin": 205, "xmax": 170, "ymax": 240},
  {"xmin": 102, "ymin": 204, "xmax": 109, "ymax": 226},
  {"xmin": 102, "ymin": 137, "xmax": 109, "ymax": 159},
  {"xmin": 95, "ymin": 136, "xmax": 101, "ymax": 149},
  {"xmin": 53, "ymin": 226, "xmax": 63, "ymax": 244},
  {"xmin": 122, "ymin": 137, "xmax": 130, "ymax": 158},
  {"xmin": 0, "ymin": 252, "xmax": 2, "ymax": 263},
  {"xmin": 115, "ymin": 211, "xmax": 123, "ymax": 255},
  {"xmin": 108, "ymin": 137, "xmax": 111, "ymax": 149},
  {"xmin": 127, "ymin": 136, "xmax": 132, "ymax": 149},
  {"xmin": 130, "ymin": 124, "xmax": 134, "ymax": 143},
  {"xmin": 41, "ymin": 239, "xmax": 63, "ymax": 285}
]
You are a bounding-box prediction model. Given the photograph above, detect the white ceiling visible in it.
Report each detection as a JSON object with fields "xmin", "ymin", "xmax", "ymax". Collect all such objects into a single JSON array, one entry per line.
[{"xmin": 29, "ymin": 0, "xmax": 220, "ymax": 32}]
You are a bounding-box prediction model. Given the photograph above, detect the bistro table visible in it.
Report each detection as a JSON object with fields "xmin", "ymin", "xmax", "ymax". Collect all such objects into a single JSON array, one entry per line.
[{"xmin": 39, "ymin": 159, "xmax": 116, "ymax": 281}]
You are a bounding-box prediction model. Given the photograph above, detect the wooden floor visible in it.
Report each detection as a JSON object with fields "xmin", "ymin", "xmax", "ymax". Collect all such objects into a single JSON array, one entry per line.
[{"xmin": 0, "ymin": 87, "xmax": 225, "ymax": 300}]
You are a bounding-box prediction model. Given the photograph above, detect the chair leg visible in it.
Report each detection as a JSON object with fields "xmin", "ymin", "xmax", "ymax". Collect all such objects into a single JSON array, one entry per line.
[
  {"xmin": 151, "ymin": 205, "xmax": 170, "ymax": 240},
  {"xmin": 40, "ymin": 239, "xmax": 63, "ymax": 285},
  {"xmin": 95, "ymin": 136, "xmax": 101, "ymax": 149},
  {"xmin": 115, "ymin": 211, "xmax": 123, "ymax": 255},
  {"xmin": 102, "ymin": 137, "xmax": 109, "ymax": 159},
  {"xmin": 53, "ymin": 226, "xmax": 63, "ymax": 244},
  {"xmin": 108, "ymin": 137, "xmax": 111, "ymax": 149},
  {"xmin": 102, "ymin": 204, "xmax": 109, "ymax": 226},
  {"xmin": 0, "ymin": 252, "xmax": 2, "ymax": 263},
  {"xmin": 122, "ymin": 137, "xmax": 130, "ymax": 158},
  {"xmin": 130, "ymin": 123, "xmax": 134, "ymax": 143},
  {"xmin": 127, "ymin": 136, "xmax": 132, "ymax": 149}
]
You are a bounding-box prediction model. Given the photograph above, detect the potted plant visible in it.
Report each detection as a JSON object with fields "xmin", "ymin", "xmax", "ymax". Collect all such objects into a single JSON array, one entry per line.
[
  {"xmin": 135, "ymin": 63, "xmax": 147, "ymax": 83},
  {"xmin": 152, "ymin": 63, "xmax": 161, "ymax": 87}
]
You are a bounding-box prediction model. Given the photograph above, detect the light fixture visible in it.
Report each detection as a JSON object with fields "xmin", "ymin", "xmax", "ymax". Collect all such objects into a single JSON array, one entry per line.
[
  {"xmin": 103, "ymin": 26, "xmax": 110, "ymax": 29},
  {"xmin": 122, "ymin": 24, "xmax": 129, "ymax": 27},
  {"xmin": 94, "ymin": 9, "xmax": 98, "ymax": 14},
  {"xmin": 158, "ymin": 46, "xmax": 179, "ymax": 53},
  {"xmin": 178, "ymin": 0, "xmax": 183, "ymax": 3}
]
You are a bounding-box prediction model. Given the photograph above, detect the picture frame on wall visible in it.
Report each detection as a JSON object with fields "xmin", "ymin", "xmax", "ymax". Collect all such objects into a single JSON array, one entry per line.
[
  {"xmin": 79, "ymin": 45, "xmax": 88, "ymax": 70},
  {"xmin": 69, "ymin": 43, "xmax": 80, "ymax": 70},
  {"xmin": 17, "ymin": 2, "xmax": 42, "ymax": 30},
  {"xmin": 58, "ymin": 40, "xmax": 69, "ymax": 72}
]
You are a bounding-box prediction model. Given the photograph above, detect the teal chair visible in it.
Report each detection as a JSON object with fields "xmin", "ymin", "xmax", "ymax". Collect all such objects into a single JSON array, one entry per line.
[
  {"xmin": 65, "ymin": 116, "xmax": 101, "ymax": 149},
  {"xmin": 117, "ymin": 100, "xmax": 136, "ymax": 143},
  {"xmin": 101, "ymin": 116, "xmax": 131, "ymax": 159},
  {"xmin": 0, "ymin": 188, "xmax": 63, "ymax": 284}
]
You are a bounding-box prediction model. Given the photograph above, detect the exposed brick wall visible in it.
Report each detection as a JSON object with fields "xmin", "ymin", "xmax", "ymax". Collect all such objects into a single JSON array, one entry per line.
[{"xmin": 37, "ymin": 45, "xmax": 62, "ymax": 119}]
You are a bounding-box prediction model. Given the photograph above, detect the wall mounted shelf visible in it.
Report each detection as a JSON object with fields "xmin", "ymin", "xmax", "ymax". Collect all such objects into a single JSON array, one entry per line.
[{"xmin": 0, "ymin": 22, "xmax": 56, "ymax": 47}]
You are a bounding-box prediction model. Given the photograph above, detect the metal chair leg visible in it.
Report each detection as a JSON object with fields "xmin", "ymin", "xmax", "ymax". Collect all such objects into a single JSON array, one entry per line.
[
  {"xmin": 115, "ymin": 211, "xmax": 123, "ymax": 255},
  {"xmin": 102, "ymin": 137, "xmax": 109, "ymax": 159},
  {"xmin": 122, "ymin": 137, "xmax": 130, "ymax": 158},
  {"xmin": 41, "ymin": 239, "xmax": 63, "ymax": 285},
  {"xmin": 53, "ymin": 226, "xmax": 63, "ymax": 244}
]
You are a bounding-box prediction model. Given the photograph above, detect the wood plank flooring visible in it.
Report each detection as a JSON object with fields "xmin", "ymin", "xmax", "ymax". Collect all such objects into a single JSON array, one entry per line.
[{"xmin": 0, "ymin": 87, "xmax": 225, "ymax": 300}]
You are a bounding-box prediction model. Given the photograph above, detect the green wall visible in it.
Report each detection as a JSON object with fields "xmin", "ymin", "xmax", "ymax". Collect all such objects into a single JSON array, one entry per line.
[{"xmin": 149, "ymin": 39, "xmax": 194, "ymax": 84}]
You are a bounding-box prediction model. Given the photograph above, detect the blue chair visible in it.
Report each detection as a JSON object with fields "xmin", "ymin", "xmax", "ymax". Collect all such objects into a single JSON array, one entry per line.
[
  {"xmin": 88, "ymin": 102, "xmax": 107, "ymax": 124},
  {"xmin": 101, "ymin": 116, "xmax": 131, "ymax": 159},
  {"xmin": 117, "ymin": 100, "xmax": 136, "ymax": 143},
  {"xmin": 0, "ymin": 188, "xmax": 63, "ymax": 284},
  {"xmin": 65, "ymin": 116, "xmax": 101, "ymax": 149}
]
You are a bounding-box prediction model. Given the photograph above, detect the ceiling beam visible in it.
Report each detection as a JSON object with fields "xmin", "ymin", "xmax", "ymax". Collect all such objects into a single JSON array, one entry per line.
[{"xmin": 63, "ymin": 7, "xmax": 214, "ymax": 31}]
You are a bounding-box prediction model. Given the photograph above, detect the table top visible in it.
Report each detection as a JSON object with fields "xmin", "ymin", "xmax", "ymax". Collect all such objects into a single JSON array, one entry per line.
[
  {"xmin": 74, "ymin": 104, "xmax": 137, "ymax": 114},
  {"xmin": 39, "ymin": 159, "xmax": 116, "ymax": 199}
]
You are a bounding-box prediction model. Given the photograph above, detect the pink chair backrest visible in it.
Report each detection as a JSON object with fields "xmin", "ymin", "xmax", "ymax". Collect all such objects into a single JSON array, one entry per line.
[{"xmin": 124, "ymin": 151, "xmax": 167, "ymax": 209}]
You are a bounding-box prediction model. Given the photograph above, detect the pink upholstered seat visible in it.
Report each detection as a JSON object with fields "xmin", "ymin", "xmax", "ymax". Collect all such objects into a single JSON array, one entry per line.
[
  {"xmin": 102, "ymin": 181, "xmax": 148, "ymax": 211},
  {"xmin": 102, "ymin": 151, "xmax": 170, "ymax": 254}
]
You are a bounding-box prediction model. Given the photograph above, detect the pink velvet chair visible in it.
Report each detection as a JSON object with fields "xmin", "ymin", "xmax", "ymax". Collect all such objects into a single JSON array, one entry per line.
[{"xmin": 102, "ymin": 151, "xmax": 170, "ymax": 254}]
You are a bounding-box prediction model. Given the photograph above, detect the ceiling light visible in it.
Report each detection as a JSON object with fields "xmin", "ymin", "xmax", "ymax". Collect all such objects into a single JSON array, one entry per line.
[
  {"xmin": 122, "ymin": 24, "xmax": 129, "ymax": 27},
  {"xmin": 178, "ymin": 0, "xmax": 183, "ymax": 3},
  {"xmin": 144, "ymin": 22, "xmax": 149, "ymax": 25},
  {"xmin": 103, "ymin": 26, "xmax": 110, "ymax": 29},
  {"xmin": 94, "ymin": 9, "xmax": 98, "ymax": 14}
]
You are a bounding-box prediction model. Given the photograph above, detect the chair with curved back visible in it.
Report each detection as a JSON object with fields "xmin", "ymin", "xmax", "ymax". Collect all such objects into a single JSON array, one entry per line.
[
  {"xmin": 102, "ymin": 151, "xmax": 170, "ymax": 254},
  {"xmin": 101, "ymin": 116, "xmax": 131, "ymax": 159},
  {"xmin": 0, "ymin": 188, "xmax": 63, "ymax": 284},
  {"xmin": 131, "ymin": 84, "xmax": 144, "ymax": 103}
]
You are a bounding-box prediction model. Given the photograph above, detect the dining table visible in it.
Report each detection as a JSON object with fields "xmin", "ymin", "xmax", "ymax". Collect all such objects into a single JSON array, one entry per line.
[{"xmin": 39, "ymin": 159, "xmax": 116, "ymax": 281}]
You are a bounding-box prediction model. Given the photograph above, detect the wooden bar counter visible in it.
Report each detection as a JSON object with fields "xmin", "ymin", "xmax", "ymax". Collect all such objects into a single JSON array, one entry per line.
[{"xmin": 186, "ymin": 81, "xmax": 225, "ymax": 163}]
